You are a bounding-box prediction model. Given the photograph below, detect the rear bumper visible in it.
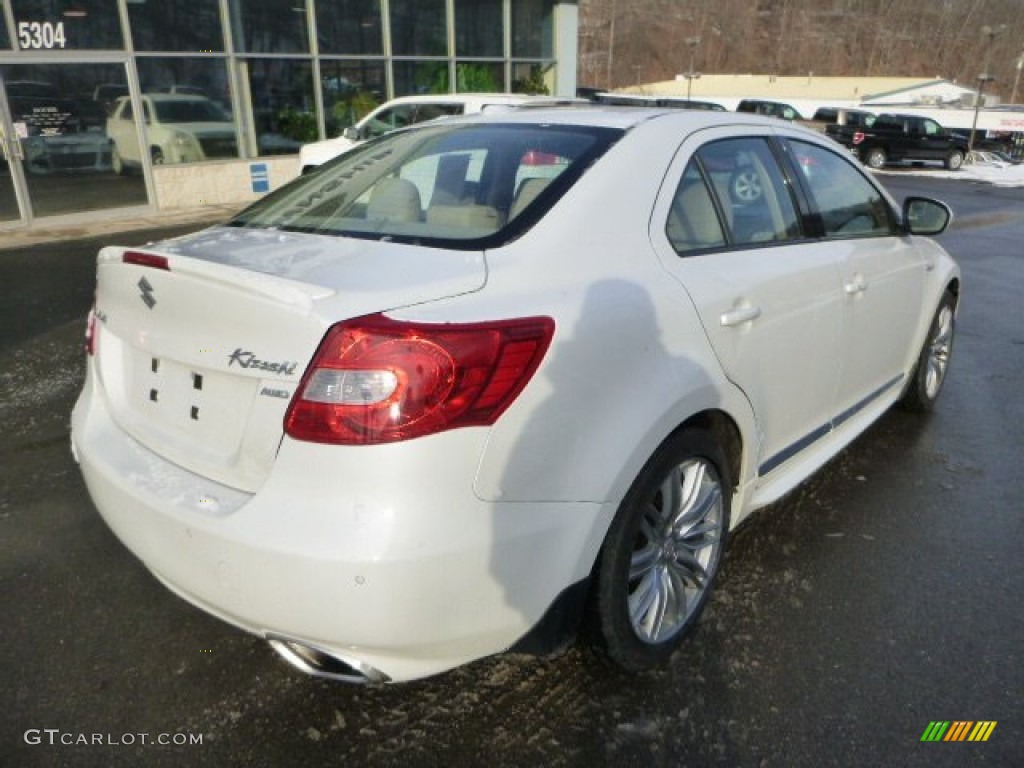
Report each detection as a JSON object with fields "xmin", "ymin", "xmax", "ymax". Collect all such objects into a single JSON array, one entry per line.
[{"xmin": 71, "ymin": 373, "xmax": 606, "ymax": 682}]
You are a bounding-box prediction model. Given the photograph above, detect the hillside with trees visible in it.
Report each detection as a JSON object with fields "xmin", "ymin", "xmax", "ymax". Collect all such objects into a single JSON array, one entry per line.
[{"xmin": 579, "ymin": 0, "xmax": 1024, "ymax": 101}]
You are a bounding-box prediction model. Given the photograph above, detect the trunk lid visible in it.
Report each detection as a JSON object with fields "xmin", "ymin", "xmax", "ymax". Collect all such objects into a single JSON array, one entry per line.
[{"xmin": 92, "ymin": 227, "xmax": 486, "ymax": 492}]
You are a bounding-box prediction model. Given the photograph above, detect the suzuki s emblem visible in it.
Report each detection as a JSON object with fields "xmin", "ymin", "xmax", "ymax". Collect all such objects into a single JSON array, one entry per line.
[{"xmin": 138, "ymin": 277, "xmax": 156, "ymax": 309}]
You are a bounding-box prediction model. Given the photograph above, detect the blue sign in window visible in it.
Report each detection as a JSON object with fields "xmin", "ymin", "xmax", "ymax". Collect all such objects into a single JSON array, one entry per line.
[{"xmin": 250, "ymin": 163, "xmax": 270, "ymax": 194}]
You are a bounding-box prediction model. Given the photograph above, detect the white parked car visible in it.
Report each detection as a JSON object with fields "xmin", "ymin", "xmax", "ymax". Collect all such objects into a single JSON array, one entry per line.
[
  {"xmin": 298, "ymin": 93, "xmax": 566, "ymax": 173},
  {"xmin": 107, "ymin": 93, "xmax": 237, "ymax": 172},
  {"xmin": 73, "ymin": 108, "xmax": 959, "ymax": 683}
]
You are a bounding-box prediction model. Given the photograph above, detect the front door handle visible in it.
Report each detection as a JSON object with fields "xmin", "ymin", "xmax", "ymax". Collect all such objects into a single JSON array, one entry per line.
[{"xmin": 720, "ymin": 305, "xmax": 762, "ymax": 327}]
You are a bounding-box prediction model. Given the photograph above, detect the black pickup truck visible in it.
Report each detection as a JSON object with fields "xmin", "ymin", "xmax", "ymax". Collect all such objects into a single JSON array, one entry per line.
[{"xmin": 826, "ymin": 113, "xmax": 968, "ymax": 170}]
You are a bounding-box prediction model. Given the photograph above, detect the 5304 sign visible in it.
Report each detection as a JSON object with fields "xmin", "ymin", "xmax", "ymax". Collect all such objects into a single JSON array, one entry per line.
[{"xmin": 17, "ymin": 21, "xmax": 68, "ymax": 50}]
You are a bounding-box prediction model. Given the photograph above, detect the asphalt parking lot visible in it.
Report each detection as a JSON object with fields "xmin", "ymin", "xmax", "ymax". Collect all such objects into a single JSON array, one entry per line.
[{"xmin": 2, "ymin": 175, "xmax": 1022, "ymax": 767}]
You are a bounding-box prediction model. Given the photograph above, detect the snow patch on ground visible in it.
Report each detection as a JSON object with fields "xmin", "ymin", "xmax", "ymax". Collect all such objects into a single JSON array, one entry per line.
[{"xmin": 879, "ymin": 162, "xmax": 1024, "ymax": 188}]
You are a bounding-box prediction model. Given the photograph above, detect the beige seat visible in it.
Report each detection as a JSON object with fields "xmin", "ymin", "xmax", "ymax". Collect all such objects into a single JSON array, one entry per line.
[
  {"xmin": 667, "ymin": 182, "xmax": 726, "ymax": 252},
  {"xmin": 509, "ymin": 177, "xmax": 552, "ymax": 219},
  {"xmin": 426, "ymin": 204, "xmax": 502, "ymax": 232},
  {"xmin": 366, "ymin": 178, "xmax": 422, "ymax": 222}
]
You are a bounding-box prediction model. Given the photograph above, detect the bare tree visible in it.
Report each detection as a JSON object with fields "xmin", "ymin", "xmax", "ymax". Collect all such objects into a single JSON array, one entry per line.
[{"xmin": 579, "ymin": 0, "xmax": 1024, "ymax": 101}]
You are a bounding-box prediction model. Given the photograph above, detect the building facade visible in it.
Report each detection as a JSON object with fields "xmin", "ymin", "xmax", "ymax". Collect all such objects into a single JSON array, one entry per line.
[{"xmin": 0, "ymin": 0, "xmax": 579, "ymax": 232}]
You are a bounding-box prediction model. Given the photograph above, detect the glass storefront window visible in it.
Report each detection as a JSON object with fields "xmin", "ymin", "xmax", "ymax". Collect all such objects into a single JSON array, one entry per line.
[
  {"xmin": 511, "ymin": 0, "xmax": 553, "ymax": 59},
  {"xmin": 1, "ymin": 16, "xmax": 10, "ymax": 49},
  {"xmin": 230, "ymin": 0, "xmax": 310, "ymax": 54},
  {"xmin": 319, "ymin": 60, "xmax": 386, "ymax": 137},
  {"xmin": 127, "ymin": 0, "xmax": 224, "ymax": 53},
  {"xmin": 455, "ymin": 0, "xmax": 502, "ymax": 58},
  {"xmin": 316, "ymin": 0, "xmax": 382, "ymax": 55},
  {"xmin": 10, "ymin": 0, "xmax": 123, "ymax": 50},
  {"xmin": 392, "ymin": 60, "xmax": 449, "ymax": 97},
  {"xmin": 511, "ymin": 62, "xmax": 552, "ymax": 95},
  {"xmin": 454, "ymin": 61, "xmax": 503, "ymax": 92},
  {"xmin": 242, "ymin": 58, "xmax": 315, "ymax": 155},
  {"xmin": 390, "ymin": 0, "xmax": 447, "ymax": 57},
  {"xmin": 130, "ymin": 58, "xmax": 238, "ymax": 165},
  {"xmin": 1, "ymin": 62, "xmax": 147, "ymax": 216}
]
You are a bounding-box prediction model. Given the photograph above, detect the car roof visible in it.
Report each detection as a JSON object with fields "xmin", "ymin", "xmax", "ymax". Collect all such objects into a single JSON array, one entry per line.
[
  {"xmin": 374, "ymin": 93, "xmax": 544, "ymax": 108},
  {"xmin": 458, "ymin": 105, "xmax": 798, "ymax": 133}
]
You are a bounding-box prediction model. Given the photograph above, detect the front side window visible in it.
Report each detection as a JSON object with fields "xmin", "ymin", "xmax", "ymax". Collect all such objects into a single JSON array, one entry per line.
[
  {"xmin": 230, "ymin": 123, "xmax": 622, "ymax": 247},
  {"xmin": 787, "ymin": 140, "xmax": 896, "ymax": 238}
]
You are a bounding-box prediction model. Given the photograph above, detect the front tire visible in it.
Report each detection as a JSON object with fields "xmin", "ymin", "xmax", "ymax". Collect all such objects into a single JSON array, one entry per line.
[
  {"xmin": 901, "ymin": 291, "xmax": 956, "ymax": 412},
  {"xmin": 592, "ymin": 429, "xmax": 730, "ymax": 671}
]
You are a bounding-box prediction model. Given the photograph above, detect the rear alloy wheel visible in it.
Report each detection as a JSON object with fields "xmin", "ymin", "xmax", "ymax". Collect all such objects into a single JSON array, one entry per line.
[
  {"xmin": 593, "ymin": 429, "xmax": 730, "ymax": 671},
  {"xmin": 864, "ymin": 147, "xmax": 887, "ymax": 170},
  {"xmin": 945, "ymin": 151, "xmax": 964, "ymax": 170},
  {"xmin": 730, "ymin": 169, "xmax": 762, "ymax": 202},
  {"xmin": 901, "ymin": 291, "xmax": 956, "ymax": 412}
]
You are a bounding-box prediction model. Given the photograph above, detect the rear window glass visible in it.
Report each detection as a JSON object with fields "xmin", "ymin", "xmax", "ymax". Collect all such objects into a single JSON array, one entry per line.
[{"xmin": 229, "ymin": 122, "xmax": 622, "ymax": 248}]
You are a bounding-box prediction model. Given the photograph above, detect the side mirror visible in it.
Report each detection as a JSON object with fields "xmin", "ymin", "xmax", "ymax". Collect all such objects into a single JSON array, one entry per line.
[
  {"xmin": 342, "ymin": 126, "xmax": 360, "ymax": 141},
  {"xmin": 902, "ymin": 197, "xmax": 952, "ymax": 236}
]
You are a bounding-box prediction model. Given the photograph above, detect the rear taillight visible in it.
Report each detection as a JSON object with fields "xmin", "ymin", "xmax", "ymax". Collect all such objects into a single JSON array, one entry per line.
[
  {"xmin": 85, "ymin": 307, "xmax": 97, "ymax": 356},
  {"xmin": 284, "ymin": 314, "xmax": 555, "ymax": 445},
  {"xmin": 852, "ymin": 131, "xmax": 865, "ymax": 145}
]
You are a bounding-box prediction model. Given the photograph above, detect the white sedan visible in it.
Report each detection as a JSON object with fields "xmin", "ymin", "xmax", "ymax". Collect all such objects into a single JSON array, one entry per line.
[{"xmin": 72, "ymin": 108, "xmax": 959, "ymax": 683}]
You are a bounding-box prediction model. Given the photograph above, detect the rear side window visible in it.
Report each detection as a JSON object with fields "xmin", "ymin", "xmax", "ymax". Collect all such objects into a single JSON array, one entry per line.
[
  {"xmin": 787, "ymin": 140, "xmax": 897, "ymax": 238},
  {"xmin": 666, "ymin": 137, "xmax": 802, "ymax": 255}
]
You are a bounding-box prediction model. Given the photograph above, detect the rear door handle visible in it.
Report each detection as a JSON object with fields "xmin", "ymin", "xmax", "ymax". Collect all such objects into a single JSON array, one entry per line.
[
  {"xmin": 720, "ymin": 305, "xmax": 762, "ymax": 327},
  {"xmin": 844, "ymin": 277, "xmax": 868, "ymax": 295}
]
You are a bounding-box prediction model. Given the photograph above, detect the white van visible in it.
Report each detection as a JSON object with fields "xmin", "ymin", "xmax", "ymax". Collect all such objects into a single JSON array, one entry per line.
[{"xmin": 298, "ymin": 93, "xmax": 563, "ymax": 173}]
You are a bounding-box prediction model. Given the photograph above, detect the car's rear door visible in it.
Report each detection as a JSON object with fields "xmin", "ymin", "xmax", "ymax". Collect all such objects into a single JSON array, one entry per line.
[{"xmin": 650, "ymin": 128, "xmax": 845, "ymax": 476}]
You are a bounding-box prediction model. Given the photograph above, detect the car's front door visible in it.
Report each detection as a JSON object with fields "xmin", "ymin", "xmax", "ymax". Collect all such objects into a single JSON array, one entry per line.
[
  {"xmin": 783, "ymin": 138, "xmax": 926, "ymax": 419},
  {"xmin": 651, "ymin": 130, "xmax": 846, "ymax": 476}
]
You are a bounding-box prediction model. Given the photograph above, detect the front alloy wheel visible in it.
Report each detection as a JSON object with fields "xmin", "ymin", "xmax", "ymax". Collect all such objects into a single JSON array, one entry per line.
[
  {"xmin": 901, "ymin": 291, "xmax": 956, "ymax": 412},
  {"xmin": 593, "ymin": 429, "xmax": 730, "ymax": 670}
]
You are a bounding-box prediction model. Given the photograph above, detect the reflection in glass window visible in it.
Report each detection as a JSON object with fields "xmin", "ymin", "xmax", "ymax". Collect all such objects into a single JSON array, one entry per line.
[
  {"xmin": 393, "ymin": 61, "xmax": 449, "ymax": 97},
  {"xmin": 511, "ymin": 0, "xmax": 553, "ymax": 58},
  {"xmin": 0, "ymin": 16, "xmax": 9, "ymax": 49},
  {"xmin": 454, "ymin": 62, "xmax": 503, "ymax": 93},
  {"xmin": 455, "ymin": 0, "xmax": 502, "ymax": 57},
  {"xmin": 320, "ymin": 61, "xmax": 386, "ymax": 137},
  {"xmin": 1, "ymin": 61, "xmax": 147, "ymax": 215},
  {"xmin": 230, "ymin": 0, "xmax": 309, "ymax": 54},
  {"xmin": 695, "ymin": 137, "xmax": 802, "ymax": 246},
  {"xmin": 11, "ymin": 0, "xmax": 122, "ymax": 50},
  {"xmin": 243, "ymin": 59, "xmax": 315, "ymax": 156},
  {"xmin": 788, "ymin": 140, "xmax": 896, "ymax": 238},
  {"xmin": 136, "ymin": 58, "xmax": 233, "ymax": 118},
  {"xmin": 511, "ymin": 63, "xmax": 551, "ymax": 95},
  {"xmin": 390, "ymin": 0, "xmax": 447, "ymax": 57},
  {"xmin": 127, "ymin": 0, "xmax": 224, "ymax": 52},
  {"xmin": 316, "ymin": 0, "xmax": 382, "ymax": 55}
]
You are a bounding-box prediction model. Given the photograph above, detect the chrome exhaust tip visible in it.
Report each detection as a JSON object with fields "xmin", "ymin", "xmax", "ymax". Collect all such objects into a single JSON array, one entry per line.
[{"xmin": 266, "ymin": 634, "xmax": 390, "ymax": 684}]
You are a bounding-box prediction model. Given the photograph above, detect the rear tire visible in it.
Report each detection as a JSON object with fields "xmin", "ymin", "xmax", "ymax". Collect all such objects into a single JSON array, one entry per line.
[
  {"xmin": 863, "ymin": 147, "xmax": 887, "ymax": 170},
  {"xmin": 945, "ymin": 151, "xmax": 964, "ymax": 170},
  {"xmin": 900, "ymin": 291, "xmax": 956, "ymax": 412},
  {"xmin": 592, "ymin": 429, "xmax": 730, "ymax": 671}
]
